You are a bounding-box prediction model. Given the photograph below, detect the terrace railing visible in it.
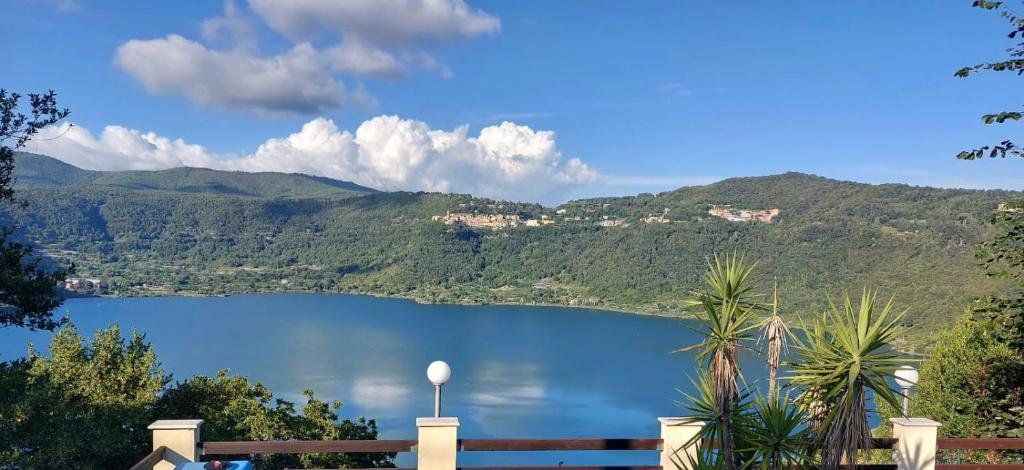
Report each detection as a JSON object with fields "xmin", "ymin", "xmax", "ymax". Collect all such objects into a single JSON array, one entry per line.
[{"xmin": 131, "ymin": 417, "xmax": 1024, "ymax": 470}]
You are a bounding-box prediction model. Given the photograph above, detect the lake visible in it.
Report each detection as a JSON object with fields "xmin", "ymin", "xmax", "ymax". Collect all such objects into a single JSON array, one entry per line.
[{"xmin": 0, "ymin": 293, "xmax": 769, "ymax": 466}]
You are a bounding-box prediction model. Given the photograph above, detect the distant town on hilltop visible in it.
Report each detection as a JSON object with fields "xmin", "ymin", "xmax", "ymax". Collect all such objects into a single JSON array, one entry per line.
[{"xmin": 432, "ymin": 204, "xmax": 781, "ymax": 230}]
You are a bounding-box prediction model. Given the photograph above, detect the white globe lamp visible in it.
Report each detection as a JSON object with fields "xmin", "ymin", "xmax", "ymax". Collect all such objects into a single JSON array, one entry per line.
[
  {"xmin": 894, "ymin": 366, "xmax": 919, "ymax": 416},
  {"xmin": 427, "ymin": 361, "xmax": 451, "ymax": 417}
]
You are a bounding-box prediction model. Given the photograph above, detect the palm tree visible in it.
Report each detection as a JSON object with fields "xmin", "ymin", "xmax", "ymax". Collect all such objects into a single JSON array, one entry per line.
[
  {"xmin": 759, "ymin": 280, "xmax": 790, "ymax": 401},
  {"xmin": 788, "ymin": 289, "xmax": 909, "ymax": 470},
  {"xmin": 682, "ymin": 253, "xmax": 761, "ymax": 470}
]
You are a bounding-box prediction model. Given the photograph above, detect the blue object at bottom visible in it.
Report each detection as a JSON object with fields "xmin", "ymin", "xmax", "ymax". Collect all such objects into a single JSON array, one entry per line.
[{"xmin": 175, "ymin": 462, "xmax": 253, "ymax": 470}]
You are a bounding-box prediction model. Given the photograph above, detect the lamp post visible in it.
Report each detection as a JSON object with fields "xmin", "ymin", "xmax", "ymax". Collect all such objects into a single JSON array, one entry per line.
[
  {"xmin": 894, "ymin": 365, "xmax": 919, "ymax": 417},
  {"xmin": 427, "ymin": 361, "xmax": 451, "ymax": 418}
]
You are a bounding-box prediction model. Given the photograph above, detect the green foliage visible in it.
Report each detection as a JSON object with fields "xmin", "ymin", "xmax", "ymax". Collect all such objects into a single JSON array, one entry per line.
[
  {"xmin": 979, "ymin": 207, "xmax": 1024, "ymax": 282},
  {"xmin": 955, "ymin": 1, "xmax": 1024, "ymax": 160},
  {"xmin": 789, "ymin": 290, "xmax": 909, "ymax": 470},
  {"xmin": 877, "ymin": 309, "xmax": 1024, "ymax": 445},
  {"xmin": 738, "ymin": 390, "xmax": 810, "ymax": 470},
  {"xmin": 0, "ymin": 324, "xmax": 165, "ymax": 469},
  {"xmin": 0, "ymin": 323, "xmax": 393, "ymax": 470},
  {"xmin": 0, "ymin": 93, "xmax": 71, "ymax": 330}
]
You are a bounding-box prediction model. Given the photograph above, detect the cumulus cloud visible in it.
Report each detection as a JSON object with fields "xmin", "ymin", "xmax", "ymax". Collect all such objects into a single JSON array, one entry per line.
[
  {"xmin": 29, "ymin": 117, "xmax": 597, "ymax": 203},
  {"xmin": 115, "ymin": 35, "xmax": 372, "ymax": 114},
  {"xmin": 115, "ymin": 0, "xmax": 498, "ymax": 113}
]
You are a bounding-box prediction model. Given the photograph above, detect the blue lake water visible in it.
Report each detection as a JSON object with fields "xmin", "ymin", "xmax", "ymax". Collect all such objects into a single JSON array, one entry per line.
[{"xmin": 0, "ymin": 293, "xmax": 772, "ymax": 466}]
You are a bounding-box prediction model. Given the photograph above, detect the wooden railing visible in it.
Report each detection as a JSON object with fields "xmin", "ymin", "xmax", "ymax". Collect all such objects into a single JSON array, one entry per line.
[
  {"xmin": 458, "ymin": 439, "xmax": 663, "ymax": 452},
  {"xmin": 934, "ymin": 438, "xmax": 1024, "ymax": 470},
  {"xmin": 128, "ymin": 445, "xmax": 166, "ymax": 470},
  {"xmin": 130, "ymin": 417, "xmax": 1024, "ymax": 470},
  {"xmin": 938, "ymin": 439, "xmax": 1024, "ymax": 450},
  {"xmin": 202, "ymin": 439, "xmax": 417, "ymax": 455}
]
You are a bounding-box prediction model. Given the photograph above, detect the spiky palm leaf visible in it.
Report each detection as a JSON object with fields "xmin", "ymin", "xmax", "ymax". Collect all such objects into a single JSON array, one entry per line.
[
  {"xmin": 788, "ymin": 289, "xmax": 910, "ymax": 470},
  {"xmin": 736, "ymin": 389, "xmax": 810, "ymax": 470},
  {"xmin": 684, "ymin": 253, "xmax": 763, "ymax": 311}
]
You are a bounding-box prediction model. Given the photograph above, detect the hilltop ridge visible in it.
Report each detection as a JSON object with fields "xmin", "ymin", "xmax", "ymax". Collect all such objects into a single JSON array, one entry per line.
[{"xmin": 14, "ymin": 153, "xmax": 377, "ymax": 199}]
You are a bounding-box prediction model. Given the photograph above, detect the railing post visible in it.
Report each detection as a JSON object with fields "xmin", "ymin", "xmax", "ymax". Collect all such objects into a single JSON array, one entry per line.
[
  {"xmin": 891, "ymin": 418, "xmax": 941, "ymax": 470},
  {"xmin": 148, "ymin": 419, "xmax": 204, "ymax": 470},
  {"xmin": 659, "ymin": 417, "xmax": 704, "ymax": 470},
  {"xmin": 417, "ymin": 417, "xmax": 459, "ymax": 470}
]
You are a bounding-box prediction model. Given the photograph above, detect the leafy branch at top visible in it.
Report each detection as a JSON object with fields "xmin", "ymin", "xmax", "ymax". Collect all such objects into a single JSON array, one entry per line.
[
  {"xmin": 956, "ymin": 1, "xmax": 1024, "ymax": 159},
  {"xmin": 0, "ymin": 89, "xmax": 70, "ymax": 202}
]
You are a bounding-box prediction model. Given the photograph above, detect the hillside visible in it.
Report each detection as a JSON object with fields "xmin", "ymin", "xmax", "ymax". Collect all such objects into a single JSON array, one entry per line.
[
  {"xmin": 7, "ymin": 154, "xmax": 1019, "ymax": 338},
  {"xmin": 13, "ymin": 152, "xmax": 376, "ymax": 198}
]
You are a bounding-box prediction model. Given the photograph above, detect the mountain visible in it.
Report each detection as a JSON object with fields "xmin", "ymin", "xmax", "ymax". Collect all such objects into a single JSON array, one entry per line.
[
  {"xmin": 13, "ymin": 152, "xmax": 376, "ymax": 198},
  {"xmin": 7, "ymin": 153, "xmax": 1019, "ymax": 339}
]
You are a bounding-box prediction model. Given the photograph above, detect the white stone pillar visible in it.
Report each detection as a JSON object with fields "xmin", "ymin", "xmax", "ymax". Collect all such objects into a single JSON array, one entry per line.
[
  {"xmin": 891, "ymin": 418, "xmax": 941, "ymax": 470},
  {"xmin": 417, "ymin": 417, "xmax": 459, "ymax": 470},
  {"xmin": 659, "ymin": 417, "xmax": 704, "ymax": 470},
  {"xmin": 149, "ymin": 419, "xmax": 204, "ymax": 470}
]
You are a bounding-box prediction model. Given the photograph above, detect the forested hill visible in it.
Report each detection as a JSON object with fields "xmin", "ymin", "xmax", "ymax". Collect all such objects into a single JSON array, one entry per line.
[
  {"xmin": 8, "ymin": 153, "xmax": 1019, "ymax": 336},
  {"xmin": 13, "ymin": 152, "xmax": 376, "ymax": 198}
]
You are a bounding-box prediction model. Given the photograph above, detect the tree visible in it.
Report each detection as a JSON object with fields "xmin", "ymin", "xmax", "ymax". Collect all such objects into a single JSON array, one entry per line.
[
  {"xmin": 0, "ymin": 324, "xmax": 165, "ymax": 469},
  {"xmin": 879, "ymin": 310, "xmax": 1024, "ymax": 439},
  {"xmin": 760, "ymin": 280, "xmax": 790, "ymax": 401},
  {"xmin": 682, "ymin": 254, "xmax": 762, "ymax": 470},
  {"xmin": 937, "ymin": 0, "xmax": 1024, "ymax": 443},
  {"xmin": 0, "ymin": 89, "xmax": 71, "ymax": 330},
  {"xmin": 789, "ymin": 290, "xmax": 909, "ymax": 470}
]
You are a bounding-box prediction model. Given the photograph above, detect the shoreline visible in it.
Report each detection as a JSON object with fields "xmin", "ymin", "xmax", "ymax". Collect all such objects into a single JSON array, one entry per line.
[{"xmin": 65, "ymin": 288, "xmax": 694, "ymax": 320}]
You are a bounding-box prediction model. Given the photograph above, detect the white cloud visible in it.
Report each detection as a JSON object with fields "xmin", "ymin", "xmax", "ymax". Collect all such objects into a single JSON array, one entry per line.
[
  {"xmin": 248, "ymin": 0, "xmax": 500, "ymax": 45},
  {"xmin": 27, "ymin": 123, "xmax": 219, "ymax": 171},
  {"xmin": 115, "ymin": 35, "xmax": 372, "ymax": 114},
  {"xmin": 323, "ymin": 40, "xmax": 406, "ymax": 78},
  {"xmin": 29, "ymin": 117, "xmax": 597, "ymax": 203},
  {"xmin": 201, "ymin": 0, "xmax": 258, "ymax": 52},
  {"xmin": 115, "ymin": 0, "xmax": 499, "ymax": 113}
]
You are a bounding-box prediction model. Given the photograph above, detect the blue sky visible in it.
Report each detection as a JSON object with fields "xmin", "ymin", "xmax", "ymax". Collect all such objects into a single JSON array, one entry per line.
[{"xmin": 3, "ymin": 0, "xmax": 1023, "ymax": 204}]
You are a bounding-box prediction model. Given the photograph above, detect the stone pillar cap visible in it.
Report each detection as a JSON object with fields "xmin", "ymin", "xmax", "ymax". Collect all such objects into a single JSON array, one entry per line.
[
  {"xmin": 148, "ymin": 419, "xmax": 205, "ymax": 430},
  {"xmin": 889, "ymin": 417, "xmax": 941, "ymax": 427},
  {"xmin": 417, "ymin": 417, "xmax": 460, "ymax": 427},
  {"xmin": 658, "ymin": 417, "xmax": 704, "ymax": 426}
]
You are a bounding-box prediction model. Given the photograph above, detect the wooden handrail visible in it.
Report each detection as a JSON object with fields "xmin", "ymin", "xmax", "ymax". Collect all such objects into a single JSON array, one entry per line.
[
  {"xmin": 128, "ymin": 446, "xmax": 167, "ymax": 470},
  {"xmin": 936, "ymin": 466, "xmax": 1024, "ymax": 470},
  {"xmin": 456, "ymin": 466, "xmax": 661, "ymax": 470},
  {"xmin": 938, "ymin": 438, "xmax": 1024, "ymax": 450},
  {"xmin": 460, "ymin": 439, "xmax": 662, "ymax": 451},
  {"xmin": 453, "ymin": 467, "xmax": 898, "ymax": 470},
  {"xmin": 202, "ymin": 436, "xmax": 906, "ymax": 456},
  {"xmin": 202, "ymin": 439, "xmax": 417, "ymax": 455}
]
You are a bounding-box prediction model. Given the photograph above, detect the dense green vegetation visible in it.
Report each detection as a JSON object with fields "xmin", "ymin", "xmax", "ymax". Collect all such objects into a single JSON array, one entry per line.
[
  {"xmin": 9, "ymin": 152, "xmax": 1019, "ymax": 338},
  {"xmin": 0, "ymin": 94, "xmax": 70, "ymax": 330},
  {"xmin": 0, "ymin": 323, "xmax": 392, "ymax": 469}
]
